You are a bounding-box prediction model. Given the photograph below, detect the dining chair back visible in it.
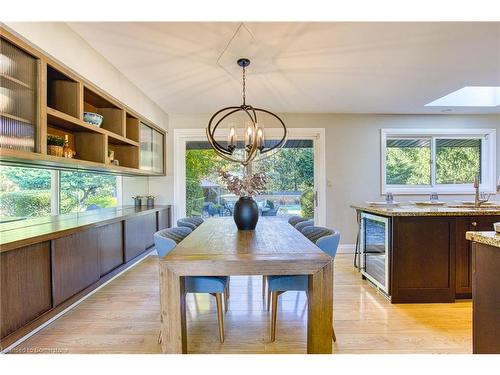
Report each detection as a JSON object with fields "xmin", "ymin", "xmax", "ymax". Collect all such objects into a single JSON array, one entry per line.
[
  {"xmin": 295, "ymin": 219, "xmax": 314, "ymax": 233},
  {"xmin": 177, "ymin": 217, "xmax": 204, "ymax": 230},
  {"xmin": 288, "ymin": 215, "xmax": 307, "ymax": 227},
  {"xmin": 154, "ymin": 227, "xmax": 192, "ymax": 257},
  {"xmin": 302, "ymin": 226, "xmax": 340, "ymax": 258}
]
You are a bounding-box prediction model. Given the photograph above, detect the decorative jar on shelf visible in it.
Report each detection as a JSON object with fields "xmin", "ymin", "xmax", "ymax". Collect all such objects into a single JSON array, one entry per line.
[{"xmin": 62, "ymin": 134, "xmax": 76, "ymax": 158}]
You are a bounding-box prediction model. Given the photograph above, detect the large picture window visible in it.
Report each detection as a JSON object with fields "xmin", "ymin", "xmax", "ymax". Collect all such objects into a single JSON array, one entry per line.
[
  {"xmin": 0, "ymin": 166, "xmax": 122, "ymax": 219},
  {"xmin": 381, "ymin": 129, "xmax": 496, "ymax": 194}
]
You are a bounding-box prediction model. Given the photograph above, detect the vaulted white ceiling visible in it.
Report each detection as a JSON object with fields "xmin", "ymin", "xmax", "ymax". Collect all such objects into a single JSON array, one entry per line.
[{"xmin": 68, "ymin": 22, "xmax": 500, "ymax": 114}]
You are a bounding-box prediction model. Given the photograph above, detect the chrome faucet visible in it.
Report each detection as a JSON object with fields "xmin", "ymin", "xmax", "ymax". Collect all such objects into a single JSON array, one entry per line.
[{"xmin": 474, "ymin": 174, "xmax": 491, "ymax": 208}]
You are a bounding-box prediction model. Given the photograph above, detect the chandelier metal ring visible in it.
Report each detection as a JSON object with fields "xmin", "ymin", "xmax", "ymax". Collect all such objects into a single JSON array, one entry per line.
[{"xmin": 206, "ymin": 58, "xmax": 288, "ymax": 166}]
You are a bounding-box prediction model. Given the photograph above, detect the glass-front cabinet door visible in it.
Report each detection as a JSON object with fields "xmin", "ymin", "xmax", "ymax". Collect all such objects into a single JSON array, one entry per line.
[
  {"xmin": 0, "ymin": 37, "xmax": 38, "ymax": 152},
  {"xmin": 139, "ymin": 122, "xmax": 164, "ymax": 174}
]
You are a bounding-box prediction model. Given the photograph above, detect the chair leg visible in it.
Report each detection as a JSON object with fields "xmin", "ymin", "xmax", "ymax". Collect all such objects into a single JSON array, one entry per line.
[
  {"xmin": 262, "ymin": 276, "xmax": 267, "ymax": 301},
  {"xmin": 267, "ymin": 286, "xmax": 271, "ymax": 311},
  {"xmin": 270, "ymin": 291, "xmax": 279, "ymax": 342},
  {"xmin": 215, "ymin": 293, "xmax": 225, "ymax": 343},
  {"xmin": 226, "ymin": 278, "xmax": 230, "ymax": 299},
  {"xmin": 332, "ymin": 326, "xmax": 337, "ymax": 342},
  {"xmin": 224, "ymin": 290, "xmax": 228, "ymax": 313}
]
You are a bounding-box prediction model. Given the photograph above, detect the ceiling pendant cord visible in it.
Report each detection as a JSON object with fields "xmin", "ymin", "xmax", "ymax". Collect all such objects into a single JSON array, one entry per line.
[{"xmin": 242, "ymin": 64, "xmax": 246, "ymax": 106}]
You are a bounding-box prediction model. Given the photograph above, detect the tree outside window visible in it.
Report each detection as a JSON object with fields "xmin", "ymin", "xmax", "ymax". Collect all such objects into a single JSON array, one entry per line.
[{"xmin": 60, "ymin": 171, "xmax": 119, "ymax": 213}]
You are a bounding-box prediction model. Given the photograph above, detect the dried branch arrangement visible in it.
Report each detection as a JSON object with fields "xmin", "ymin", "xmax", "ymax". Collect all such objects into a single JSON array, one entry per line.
[{"xmin": 218, "ymin": 170, "xmax": 267, "ymax": 197}]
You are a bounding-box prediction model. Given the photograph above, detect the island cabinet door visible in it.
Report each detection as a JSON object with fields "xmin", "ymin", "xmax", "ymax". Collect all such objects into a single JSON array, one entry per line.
[
  {"xmin": 52, "ymin": 228, "xmax": 100, "ymax": 306},
  {"xmin": 124, "ymin": 212, "xmax": 156, "ymax": 262},
  {"xmin": 391, "ymin": 216, "xmax": 456, "ymax": 303},
  {"xmin": 455, "ymin": 216, "xmax": 500, "ymax": 298},
  {"xmin": 98, "ymin": 222, "xmax": 124, "ymax": 277},
  {"xmin": 1, "ymin": 242, "xmax": 52, "ymax": 340}
]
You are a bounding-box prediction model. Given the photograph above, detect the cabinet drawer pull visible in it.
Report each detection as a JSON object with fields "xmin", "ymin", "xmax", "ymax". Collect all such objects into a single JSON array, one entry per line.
[{"xmin": 471, "ymin": 221, "xmax": 477, "ymax": 227}]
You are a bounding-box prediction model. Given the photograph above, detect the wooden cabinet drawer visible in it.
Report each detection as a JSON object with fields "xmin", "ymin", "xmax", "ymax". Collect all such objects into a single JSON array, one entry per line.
[
  {"xmin": 98, "ymin": 222, "xmax": 124, "ymax": 276},
  {"xmin": 0, "ymin": 242, "xmax": 52, "ymax": 339},
  {"xmin": 52, "ymin": 228, "xmax": 100, "ymax": 306},
  {"xmin": 124, "ymin": 212, "xmax": 156, "ymax": 262}
]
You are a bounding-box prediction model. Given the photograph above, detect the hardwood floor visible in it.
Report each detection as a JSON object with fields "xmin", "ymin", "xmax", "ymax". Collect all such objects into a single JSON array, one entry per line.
[{"xmin": 10, "ymin": 254, "xmax": 472, "ymax": 354}]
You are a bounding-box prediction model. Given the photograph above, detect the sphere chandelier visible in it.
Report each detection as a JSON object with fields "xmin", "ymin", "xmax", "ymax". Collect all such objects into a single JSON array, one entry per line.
[{"xmin": 206, "ymin": 58, "xmax": 287, "ymax": 166}]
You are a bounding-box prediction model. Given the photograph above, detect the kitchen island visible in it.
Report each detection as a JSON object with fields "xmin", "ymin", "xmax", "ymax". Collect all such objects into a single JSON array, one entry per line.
[
  {"xmin": 352, "ymin": 204, "xmax": 500, "ymax": 303},
  {"xmin": 465, "ymin": 231, "xmax": 500, "ymax": 354},
  {"xmin": 0, "ymin": 205, "xmax": 171, "ymax": 351}
]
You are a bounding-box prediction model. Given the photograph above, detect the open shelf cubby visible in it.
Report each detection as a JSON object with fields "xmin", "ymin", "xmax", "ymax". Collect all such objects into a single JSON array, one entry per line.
[
  {"xmin": 47, "ymin": 115, "xmax": 106, "ymax": 164},
  {"xmin": 107, "ymin": 141, "xmax": 139, "ymax": 169},
  {"xmin": 125, "ymin": 112, "xmax": 140, "ymax": 142},
  {"xmin": 47, "ymin": 65, "xmax": 79, "ymax": 118},
  {"xmin": 84, "ymin": 87, "xmax": 125, "ymax": 137}
]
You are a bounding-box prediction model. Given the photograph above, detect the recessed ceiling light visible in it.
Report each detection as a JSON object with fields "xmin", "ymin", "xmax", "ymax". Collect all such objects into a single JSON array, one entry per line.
[{"xmin": 425, "ymin": 86, "xmax": 500, "ymax": 107}]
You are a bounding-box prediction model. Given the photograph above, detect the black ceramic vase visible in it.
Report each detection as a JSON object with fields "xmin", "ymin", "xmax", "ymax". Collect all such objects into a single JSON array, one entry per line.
[{"xmin": 233, "ymin": 196, "xmax": 259, "ymax": 230}]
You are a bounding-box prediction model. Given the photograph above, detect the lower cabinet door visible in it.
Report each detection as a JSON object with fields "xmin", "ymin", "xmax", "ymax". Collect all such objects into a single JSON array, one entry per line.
[
  {"xmin": 392, "ymin": 216, "xmax": 456, "ymax": 303},
  {"xmin": 98, "ymin": 222, "xmax": 124, "ymax": 276},
  {"xmin": 1, "ymin": 242, "xmax": 52, "ymax": 339},
  {"xmin": 124, "ymin": 212, "xmax": 156, "ymax": 262},
  {"xmin": 456, "ymin": 216, "xmax": 500, "ymax": 297},
  {"xmin": 52, "ymin": 228, "xmax": 100, "ymax": 306}
]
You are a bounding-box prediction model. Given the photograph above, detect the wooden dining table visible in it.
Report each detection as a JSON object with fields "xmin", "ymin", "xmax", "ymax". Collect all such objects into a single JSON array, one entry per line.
[{"xmin": 159, "ymin": 217, "xmax": 334, "ymax": 354}]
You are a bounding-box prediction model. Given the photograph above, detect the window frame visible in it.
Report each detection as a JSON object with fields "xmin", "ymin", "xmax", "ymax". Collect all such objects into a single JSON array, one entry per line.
[{"xmin": 381, "ymin": 128, "xmax": 496, "ymax": 195}]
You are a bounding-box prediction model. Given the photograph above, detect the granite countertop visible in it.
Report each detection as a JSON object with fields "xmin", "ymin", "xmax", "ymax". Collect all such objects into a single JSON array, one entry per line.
[
  {"xmin": 466, "ymin": 231, "xmax": 500, "ymax": 248},
  {"xmin": 351, "ymin": 204, "xmax": 500, "ymax": 217}
]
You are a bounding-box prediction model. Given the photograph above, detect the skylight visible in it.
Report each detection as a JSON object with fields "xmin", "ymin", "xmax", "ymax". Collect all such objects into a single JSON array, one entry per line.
[{"xmin": 425, "ymin": 86, "xmax": 500, "ymax": 107}]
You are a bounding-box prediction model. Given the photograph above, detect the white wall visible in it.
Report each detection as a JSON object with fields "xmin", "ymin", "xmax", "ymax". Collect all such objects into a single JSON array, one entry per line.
[
  {"xmin": 3, "ymin": 22, "xmax": 170, "ymax": 205},
  {"xmin": 169, "ymin": 113, "xmax": 500, "ymax": 244}
]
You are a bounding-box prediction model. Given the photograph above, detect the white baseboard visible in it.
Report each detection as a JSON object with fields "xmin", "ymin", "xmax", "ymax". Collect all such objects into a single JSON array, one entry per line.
[{"xmin": 338, "ymin": 244, "xmax": 356, "ymax": 253}]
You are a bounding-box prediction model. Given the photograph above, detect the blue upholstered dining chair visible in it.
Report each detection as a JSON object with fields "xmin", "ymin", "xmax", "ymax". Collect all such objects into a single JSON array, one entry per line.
[
  {"xmin": 154, "ymin": 226, "xmax": 229, "ymax": 343},
  {"xmin": 177, "ymin": 217, "xmax": 204, "ymax": 230},
  {"xmin": 262, "ymin": 218, "xmax": 314, "ymax": 301},
  {"xmin": 295, "ymin": 219, "xmax": 314, "ymax": 233},
  {"xmin": 266, "ymin": 226, "xmax": 340, "ymax": 342},
  {"xmin": 287, "ymin": 215, "xmax": 307, "ymax": 227}
]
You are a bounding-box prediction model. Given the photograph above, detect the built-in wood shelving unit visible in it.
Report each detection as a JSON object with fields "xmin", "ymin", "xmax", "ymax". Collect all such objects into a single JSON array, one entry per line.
[{"xmin": 0, "ymin": 27, "xmax": 166, "ymax": 176}]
